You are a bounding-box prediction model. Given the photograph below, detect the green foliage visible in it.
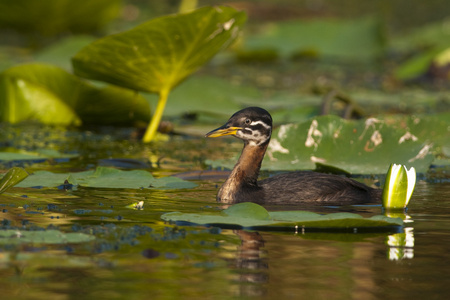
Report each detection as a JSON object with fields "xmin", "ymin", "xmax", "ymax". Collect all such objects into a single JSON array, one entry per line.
[
  {"xmin": 0, "ymin": 63, "xmax": 151, "ymax": 126},
  {"xmin": 0, "ymin": 167, "xmax": 28, "ymax": 194},
  {"xmin": 72, "ymin": 6, "xmax": 247, "ymax": 142},
  {"xmin": 161, "ymin": 202, "xmax": 403, "ymax": 231},
  {"xmin": 0, "ymin": 0, "xmax": 121, "ymax": 37},
  {"xmin": 14, "ymin": 167, "xmax": 197, "ymax": 190}
]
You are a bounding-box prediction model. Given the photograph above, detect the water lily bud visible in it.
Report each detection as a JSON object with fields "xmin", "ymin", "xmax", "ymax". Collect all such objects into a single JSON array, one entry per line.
[{"xmin": 382, "ymin": 164, "xmax": 416, "ymax": 209}]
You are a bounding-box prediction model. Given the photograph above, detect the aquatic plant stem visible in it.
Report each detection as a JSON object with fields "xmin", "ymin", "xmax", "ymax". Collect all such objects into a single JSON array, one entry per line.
[{"xmin": 143, "ymin": 88, "xmax": 169, "ymax": 143}]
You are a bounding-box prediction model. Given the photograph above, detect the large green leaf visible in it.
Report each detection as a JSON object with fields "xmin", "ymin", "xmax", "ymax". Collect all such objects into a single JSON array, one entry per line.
[
  {"xmin": 265, "ymin": 115, "xmax": 434, "ymax": 174},
  {"xmin": 72, "ymin": 6, "xmax": 246, "ymax": 142},
  {"xmin": 0, "ymin": 67, "xmax": 81, "ymax": 125},
  {"xmin": 72, "ymin": 6, "xmax": 247, "ymax": 93},
  {"xmin": 0, "ymin": 63, "xmax": 150, "ymax": 126},
  {"xmin": 161, "ymin": 202, "xmax": 403, "ymax": 231},
  {"xmin": 14, "ymin": 167, "xmax": 197, "ymax": 190}
]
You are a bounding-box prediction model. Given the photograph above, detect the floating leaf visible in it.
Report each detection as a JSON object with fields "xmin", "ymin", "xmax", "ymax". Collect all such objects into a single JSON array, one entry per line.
[
  {"xmin": 161, "ymin": 202, "xmax": 403, "ymax": 231},
  {"xmin": 14, "ymin": 167, "xmax": 197, "ymax": 190},
  {"xmin": 0, "ymin": 167, "xmax": 29, "ymax": 193},
  {"xmin": 72, "ymin": 6, "xmax": 246, "ymax": 142},
  {"xmin": 0, "ymin": 229, "xmax": 95, "ymax": 245}
]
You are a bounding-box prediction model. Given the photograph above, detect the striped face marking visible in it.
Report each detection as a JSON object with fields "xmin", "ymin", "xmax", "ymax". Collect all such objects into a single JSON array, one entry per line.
[{"xmin": 236, "ymin": 118, "xmax": 272, "ymax": 146}]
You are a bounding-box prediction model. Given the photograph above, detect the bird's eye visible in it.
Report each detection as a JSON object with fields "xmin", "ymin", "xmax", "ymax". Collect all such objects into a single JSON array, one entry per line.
[{"xmin": 245, "ymin": 119, "xmax": 251, "ymax": 125}]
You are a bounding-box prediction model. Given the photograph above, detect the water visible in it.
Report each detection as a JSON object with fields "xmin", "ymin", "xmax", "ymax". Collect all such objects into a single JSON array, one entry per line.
[{"xmin": 0, "ymin": 128, "xmax": 449, "ymax": 299}]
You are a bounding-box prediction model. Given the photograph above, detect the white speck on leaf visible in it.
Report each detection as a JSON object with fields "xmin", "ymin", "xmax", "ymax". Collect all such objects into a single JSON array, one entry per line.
[
  {"xmin": 409, "ymin": 144, "xmax": 433, "ymax": 162},
  {"xmin": 310, "ymin": 156, "xmax": 327, "ymax": 163},
  {"xmin": 267, "ymin": 139, "xmax": 289, "ymax": 161},
  {"xmin": 398, "ymin": 132, "xmax": 418, "ymax": 144},
  {"xmin": 370, "ymin": 130, "xmax": 382, "ymax": 147},
  {"xmin": 359, "ymin": 118, "xmax": 382, "ymax": 140},
  {"xmin": 223, "ymin": 19, "xmax": 235, "ymax": 30},
  {"xmin": 277, "ymin": 124, "xmax": 292, "ymax": 140},
  {"xmin": 305, "ymin": 120, "xmax": 322, "ymax": 149}
]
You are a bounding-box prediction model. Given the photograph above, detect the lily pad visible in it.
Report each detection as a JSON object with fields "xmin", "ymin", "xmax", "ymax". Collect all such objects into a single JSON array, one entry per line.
[
  {"xmin": 0, "ymin": 229, "xmax": 95, "ymax": 245},
  {"xmin": 14, "ymin": 167, "xmax": 197, "ymax": 190},
  {"xmin": 0, "ymin": 167, "xmax": 28, "ymax": 193},
  {"xmin": 161, "ymin": 202, "xmax": 403, "ymax": 231}
]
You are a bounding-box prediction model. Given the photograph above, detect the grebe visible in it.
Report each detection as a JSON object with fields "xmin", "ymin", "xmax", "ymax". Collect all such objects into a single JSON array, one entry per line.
[{"xmin": 206, "ymin": 107, "xmax": 381, "ymax": 205}]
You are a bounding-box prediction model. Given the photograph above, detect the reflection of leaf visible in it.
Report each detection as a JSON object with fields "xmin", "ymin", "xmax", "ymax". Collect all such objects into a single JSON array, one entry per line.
[
  {"xmin": 15, "ymin": 167, "xmax": 197, "ymax": 190},
  {"xmin": 0, "ymin": 63, "xmax": 150, "ymax": 126},
  {"xmin": 161, "ymin": 202, "xmax": 403, "ymax": 231},
  {"xmin": 0, "ymin": 230, "xmax": 95, "ymax": 244},
  {"xmin": 0, "ymin": 167, "xmax": 29, "ymax": 194}
]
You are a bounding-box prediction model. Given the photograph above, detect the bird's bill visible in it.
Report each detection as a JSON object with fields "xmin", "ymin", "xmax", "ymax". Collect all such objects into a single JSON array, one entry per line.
[{"xmin": 205, "ymin": 125, "xmax": 242, "ymax": 138}]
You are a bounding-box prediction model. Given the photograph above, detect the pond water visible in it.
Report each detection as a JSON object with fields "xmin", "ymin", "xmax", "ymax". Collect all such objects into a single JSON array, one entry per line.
[{"xmin": 0, "ymin": 129, "xmax": 449, "ymax": 299}]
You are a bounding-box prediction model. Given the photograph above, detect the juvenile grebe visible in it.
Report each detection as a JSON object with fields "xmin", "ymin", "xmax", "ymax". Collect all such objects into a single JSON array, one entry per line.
[{"xmin": 206, "ymin": 107, "xmax": 381, "ymax": 205}]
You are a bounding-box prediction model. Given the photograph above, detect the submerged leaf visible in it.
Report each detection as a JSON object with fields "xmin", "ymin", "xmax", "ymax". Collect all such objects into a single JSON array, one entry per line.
[
  {"xmin": 161, "ymin": 202, "xmax": 403, "ymax": 231},
  {"xmin": 0, "ymin": 167, "xmax": 29, "ymax": 193}
]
